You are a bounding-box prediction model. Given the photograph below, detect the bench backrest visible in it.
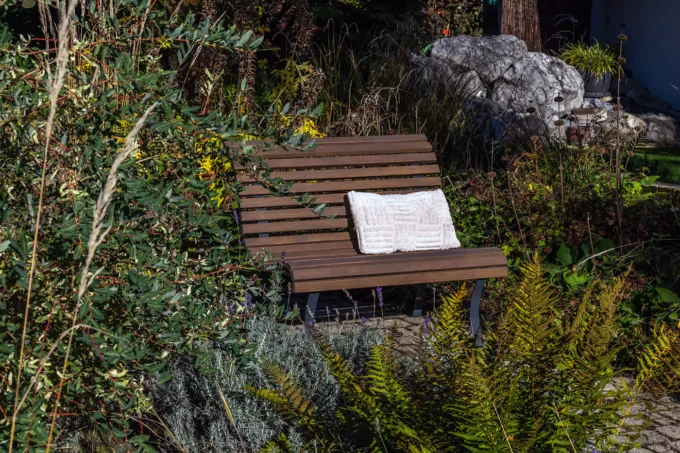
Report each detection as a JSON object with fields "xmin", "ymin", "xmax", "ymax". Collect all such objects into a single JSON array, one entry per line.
[{"xmin": 234, "ymin": 134, "xmax": 441, "ymax": 258}]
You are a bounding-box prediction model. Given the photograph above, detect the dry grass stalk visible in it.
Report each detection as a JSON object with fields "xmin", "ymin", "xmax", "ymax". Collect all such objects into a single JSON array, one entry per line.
[
  {"xmin": 8, "ymin": 0, "xmax": 77, "ymax": 450},
  {"xmin": 45, "ymin": 102, "xmax": 157, "ymax": 451}
]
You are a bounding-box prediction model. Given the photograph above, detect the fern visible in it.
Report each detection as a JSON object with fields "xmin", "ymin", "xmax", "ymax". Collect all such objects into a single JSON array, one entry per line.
[
  {"xmin": 251, "ymin": 257, "xmax": 678, "ymax": 453},
  {"xmin": 249, "ymin": 363, "xmax": 320, "ymax": 430}
]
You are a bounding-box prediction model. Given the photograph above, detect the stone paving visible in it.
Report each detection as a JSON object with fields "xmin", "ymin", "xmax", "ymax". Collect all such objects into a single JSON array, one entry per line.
[{"xmin": 624, "ymin": 391, "xmax": 680, "ymax": 452}]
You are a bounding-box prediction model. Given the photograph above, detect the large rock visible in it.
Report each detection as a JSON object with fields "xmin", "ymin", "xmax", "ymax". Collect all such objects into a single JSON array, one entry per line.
[
  {"xmin": 638, "ymin": 113, "xmax": 680, "ymax": 144},
  {"xmin": 409, "ymin": 54, "xmax": 486, "ymax": 98},
  {"xmin": 468, "ymin": 98, "xmax": 554, "ymax": 142},
  {"xmin": 429, "ymin": 35, "xmax": 527, "ymax": 85},
  {"xmin": 594, "ymin": 111, "xmax": 646, "ymax": 143},
  {"xmin": 627, "ymin": 86, "xmax": 673, "ymax": 113},
  {"xmin": 491, "ymin": 52, "xmax": 584, "ymax": 121}
]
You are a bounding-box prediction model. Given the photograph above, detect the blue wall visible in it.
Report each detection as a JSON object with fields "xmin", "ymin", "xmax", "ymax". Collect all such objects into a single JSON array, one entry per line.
[{"xmin": 591, "ymin": 0, "xmax": 680, "ymax": 109}]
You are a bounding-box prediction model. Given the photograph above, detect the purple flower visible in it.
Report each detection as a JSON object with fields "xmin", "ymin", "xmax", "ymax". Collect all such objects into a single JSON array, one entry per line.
[
  {"xmin": 245, "ymin": 293, "xmax": 254, "ymax": 310},
  {"xmin": 232, "ymin": 209, "xmax": 239, "ymax": 226},
  {"xmin": 343, "ymin": 289, "xmax": 358, "ymax": 310},
  {"xmin": 424, "ymin": 315, "xmax": 431, "ymax": 335},
  {"xmin": 280, "ymin": 251, "xmax": 286, "ymax": 260},
  {"xmin": 227, "ymin": 303, "xmax": 236, "ymax": 315},
  {"xmin": 376, "ymin": 287, "xmax": 383, "ymax": 307},
  {"xmin": 361, "ymin": 316, "xmax": 368, "ymax": 325}
]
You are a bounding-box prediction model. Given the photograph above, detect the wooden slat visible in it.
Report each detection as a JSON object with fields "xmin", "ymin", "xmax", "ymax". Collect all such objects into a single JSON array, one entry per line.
[
  {"xmin": 237, "ymin": 164, "xmax": 440, "ymax": 183},
  {"xmin": 242, "ymin": 218, "xmax": 348, "ymax": 235},
  {"xmin": 256, "ymin": 240, "xmax": 355, "ymax": 254},
  {"xmin": 249, "ymin": 141, "xmax": 432, "ymax": 159},
  {"xmin": 240, "ymin": 177, "xmax": 441, "ymax": 197},
  {"xmin": 289, "ymin": 248, "xmax": 503, "ymax": 268},
  {"xmin": 233, "ymin": 152, "xmax": 436, "ymax": 170},
  {"xmin": 241, "ymin": 206, "xmax": 347, "ymax": 222},
  {"xmin": 290, "ymin": 249, "xmax": 507, "ymax": 281},
  {"xmin": 240, "ymin": 190, "xmax": 432, "ymax": 209},
  {"xmin": 244, "ymin": 232, "xmax": 350, "ymax": 248},
  {"xmin": 242, "ymin": 134, "xmax": 427, "ymax": 147},
  {"xmin": 263, "ymin": 248, "xmax": 358, "ymax": 260},
  {"xmin": 292, "ymin": 266, "xmax": 509, "ymax": 292}
]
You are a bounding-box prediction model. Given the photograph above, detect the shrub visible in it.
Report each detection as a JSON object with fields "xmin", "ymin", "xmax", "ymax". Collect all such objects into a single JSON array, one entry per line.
[
  {"xmin": 0, "ymin": 1, "xmax": 288, "ymax": 449},
  {"xmin": 153, "ymin": 316, "xmax": 381, "ymax": 452}
]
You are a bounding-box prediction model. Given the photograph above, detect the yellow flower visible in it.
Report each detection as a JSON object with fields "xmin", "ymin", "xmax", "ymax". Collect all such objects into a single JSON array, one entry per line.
[{"xmin": 295, "ymin": 118, "xmax": 325, "ymax": 138}]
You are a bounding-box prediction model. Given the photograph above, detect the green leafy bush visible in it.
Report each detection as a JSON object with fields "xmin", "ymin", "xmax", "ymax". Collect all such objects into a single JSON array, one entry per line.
[{"xmin": 0, "ymin": 1, "xmax": 287, "ymax": 449}]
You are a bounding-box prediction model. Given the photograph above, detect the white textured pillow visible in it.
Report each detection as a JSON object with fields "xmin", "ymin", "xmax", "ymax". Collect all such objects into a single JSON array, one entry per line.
[{"xmin": 347, "ymin": 189, "xmax": 461, "ymax": 254}]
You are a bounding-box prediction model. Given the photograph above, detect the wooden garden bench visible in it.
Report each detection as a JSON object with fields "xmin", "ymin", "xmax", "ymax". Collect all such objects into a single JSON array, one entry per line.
[{"xmin": 233, "ymin": 134, "xmax": 507, "ymax": 344}]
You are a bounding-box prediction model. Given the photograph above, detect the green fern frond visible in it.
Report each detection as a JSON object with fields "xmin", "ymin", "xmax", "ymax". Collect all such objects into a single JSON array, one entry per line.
[
  {"xmin": 636, "ymin": 325, "xmax": 680, "ymax": 393},
  {"xmin": 430, "ymin": 286, "xmax": 471, "ymax": 357},
  {"xmin": 248, "ymin": 362, "xmax": 319, "ymax": 430},
  {"xmin": 258, "ymin": 433, "xmax": 294, "ymax": 453},
  {"xmin": 501, "ymin": 255, "xmax": 561, "ymax": 358}
]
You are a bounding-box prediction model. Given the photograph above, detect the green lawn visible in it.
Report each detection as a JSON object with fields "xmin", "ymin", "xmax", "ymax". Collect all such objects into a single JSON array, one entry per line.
[{"xmin": 631, "ymin": 147, "xmax": 680, "ymax": 184}]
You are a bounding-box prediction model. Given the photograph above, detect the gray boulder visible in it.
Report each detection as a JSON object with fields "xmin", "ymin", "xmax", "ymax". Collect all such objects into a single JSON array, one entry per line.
[
  {"xmin": 409, "ymin": 54, "xmax": 486, "ymax": 98},
  {"xmin": 491, "ymin": 52, "xmax": 584, "ymax": 121},
  {"xmin": 430, "ymin": 34, "xmax": 527, "ymax": 85},
  {"xmin": 638, "ymin": 113, "xmax": 680, "ymax": 144},
  {"xmin": 594, "ymin": 111, "xmax": 646, "ymax": 143},
  {"xmin": 468, "ymin": 98, "xmax": 555, "ymax": 142},
  {"xmin": 616, "ymin": 75, "xmax": 642, "ymax": 97},
  {"xmin": 627, "ymin": 86, "xmax": 673, "ymax": 113}
]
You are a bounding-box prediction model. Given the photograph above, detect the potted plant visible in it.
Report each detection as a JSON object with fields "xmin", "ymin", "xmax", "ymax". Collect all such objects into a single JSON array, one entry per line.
[{"xmin": 559, "ymin": 42, "xmax": 617, "ymax": 98}]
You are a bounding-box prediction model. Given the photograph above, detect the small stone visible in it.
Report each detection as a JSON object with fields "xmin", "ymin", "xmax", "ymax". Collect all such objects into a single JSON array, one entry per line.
[
  {"xmin": 658, "ymin": 425, "xmax": 680, "ymax": 440},
  {"xmin": 624, "ymin": 416, "xmax": 647, "ymax": 427},
  {"xmin": 641, "ymin": 430, "xmax": 668, "ymax": 444},
  {"xmin": 627, "ymin": 403, "xmax": 647, "ymax": 416},
  {"xmin": 628, "ymin": 448, "xmax": 654, "ymax": 453},
  {"xmin": 651, "ymin": 414, "xmax": 673, "ymax": 426},
  {"xmin": 648, "ymin": 445, "xmax": 669, "ymax": 453}
]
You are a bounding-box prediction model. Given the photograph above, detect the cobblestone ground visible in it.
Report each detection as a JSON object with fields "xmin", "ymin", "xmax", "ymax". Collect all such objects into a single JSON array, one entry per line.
[
  {"xmin": 314, "ymin": 313, "xmax": 680, "ymax": 452},
  {"xmin": 625, "ymin": 392, "xmax": 680, "ymax": 452}
]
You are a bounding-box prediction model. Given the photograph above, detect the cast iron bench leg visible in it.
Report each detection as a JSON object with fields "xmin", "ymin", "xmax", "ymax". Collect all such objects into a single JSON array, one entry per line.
[
  {"xmin": 471, "ymin": 279, "xmax": 486, "ymax": 347},
  {"xmin": 412, "ymin": 284, "xmax": 426, "ymax": 317},
  {"xmin": 305, "ymin": 292, "xmax": 320, "ymax": 336}
]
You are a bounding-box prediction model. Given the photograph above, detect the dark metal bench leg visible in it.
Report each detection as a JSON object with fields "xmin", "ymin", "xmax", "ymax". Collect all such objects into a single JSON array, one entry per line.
[
  {"xmin": 412, "ymin": 285, "xmax": 426, "ymax": 317},
  {"xmin": 471, "ymin": 279, "xmax": 486, "ymax": 347},
  {"xmin": 304, "ymin": 292, "xmax": 320, "ymax": 336}
]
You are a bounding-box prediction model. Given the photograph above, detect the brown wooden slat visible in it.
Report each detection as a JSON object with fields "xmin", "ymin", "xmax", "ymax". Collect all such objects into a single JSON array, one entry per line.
[
  {"xmin": 241, "ymin": 206, "xmax": 347, "ymax": 222},
  {"xmin": 292, "ymin": 266, "xmax": 509, "ymax": 292},
  {"xmin": 240, "ymin": 190, "xmax": 432, "ymax": 209},
  {"xmin": 242, "ymin": 134, "xmax": 427, "ymax": 147},
  {"xmin": 289, "ymin": 248, "xmax": 504, "ymax": 269},
  {"xmin": 250, "ymin": 141, "xmax": 432, "ymax": 159},
  {"xmin": 240, "ymin": 177, "xmax": 441, "ymax": 197},
  {"xmin": 242, "ymin": 218, "xmax": 348, "ymax": 235},
  {"xmin": 256, "ymin": 240, "xmax": 355, "ymax": 254},
  {"xmin": 248, "ymin": 247, "xmax": 358, "ymax": 261},
  {"xmin": 290, "ymin": 249, "xmax": 507, "ymax": 281},
  {"xmin": 244, "ymin": 232, "xmax": 351, "ymax": 248},
  {"xmin": 282, "ymin": 248, "xmax": 358, "ymax": 260},
  {"xmin": 237, "ymin": 164, "xmax": 440, "ymax": 183},
  {"xmin": 233, "ymin": 152, "xmax": 436, "ymax": 170}
]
